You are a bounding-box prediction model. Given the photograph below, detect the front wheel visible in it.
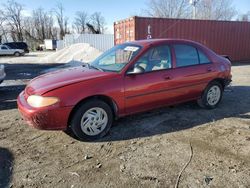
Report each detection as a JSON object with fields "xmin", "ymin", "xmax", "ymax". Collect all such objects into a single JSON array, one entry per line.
[
  {"xmin": 69, "ymin": 100, "xmax": 113, "ymax": 141},
  {"xmin": 197, "ymin": 81, "xmax": 223, "ymax": 109},
  {"xmin": 14, "ymin": 52, "xmax": 20, "ymax": 57}
]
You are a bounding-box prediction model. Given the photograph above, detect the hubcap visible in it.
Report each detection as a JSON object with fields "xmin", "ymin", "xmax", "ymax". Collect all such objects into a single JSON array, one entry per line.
[
  {"xmin": 207, "ymin": 85, "xmax": 221, "ymax": 106},
  {"xmin": 80, "ymin": 107, "xmax": 108, "ymax": 136}
]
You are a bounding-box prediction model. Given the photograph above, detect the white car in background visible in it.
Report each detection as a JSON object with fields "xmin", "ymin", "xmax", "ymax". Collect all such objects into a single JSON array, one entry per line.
[
  {"xmin": 0, "ymin": 45, "xmax": 24, "ymax": 56},
  {"xmin": 0, "ymin": 65, "xmax": 6, "ymax": 84}
]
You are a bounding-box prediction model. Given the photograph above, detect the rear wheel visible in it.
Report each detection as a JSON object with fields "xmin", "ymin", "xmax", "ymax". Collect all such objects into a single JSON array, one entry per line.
[
  {"xmin": 197, "ymin": 81, "xmax": 223, "ymax": 109},
  {"xmin": 14, "ymin": 52, "xmax": 20, "ymax": 57},
  {"xmin": 69, "ymin": 100, "xmax": 113, "ymax": 141}
]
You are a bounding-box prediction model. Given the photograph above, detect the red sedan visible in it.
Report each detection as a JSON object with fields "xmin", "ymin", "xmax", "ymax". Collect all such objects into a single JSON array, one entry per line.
[{"xmin": 18, "ymin": 39, "xmax": 232, "ymax": 141}]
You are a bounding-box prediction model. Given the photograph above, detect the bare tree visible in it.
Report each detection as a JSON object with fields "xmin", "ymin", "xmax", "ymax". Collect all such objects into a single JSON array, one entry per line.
[
  {"xmin": 45, "ymin": 11, "xmax": 56, "ymax": 39},
  {"xmin": 238, "ymin": 11, "xmax": 250, "ymax": 21},
  {"xmin": 144, "ymin": 0, "xmax": 191, "ymax": 18},
  {"xmin": 30, "ymin": 8, "xmax": 55, "ymax": 41},
  {"xmin": 0, "ymin": 9, "xmax": 4, "ymax": 26},
  {"xmin": 196, "ymin": 0, "xmax": 237, "ymax": 20},
  {"xmin": 73, "ymin": 11, "xmax": 88, "ymax": 34},
  {"xmin": 23, "ymin": 17, "xmax": 41, "ymax": 43},
  {"xmin": 3, "ymin": 0, "xmax": 24, "ymax": 41},
  {"xmin": 86, "ymin": 23, "xmax": 100, "ymax": 34},
  {"xmin": 33, "ymin": 8, "xmax": 46, "ymax": 41},
  {"xmin": 241, "ymin": 15, "xmax": 249, "ymax": 21},
  {"xmin": 24, "ymin": 8, "xmax": 56, "ymax": 43},
  {"xmin": 54, "ymin": 2, "xmax": 68, "ymax": 39},
  {"xmin": 89, "ymin": 12, "xmax": 106, "ymax": 34},
  {"xmin": 0, "ymin": 9, "xmax": 8, "ymax": 43},
  {"xmin": 144, "ymin": 0, "xmax": 237, "ymax": 20}
]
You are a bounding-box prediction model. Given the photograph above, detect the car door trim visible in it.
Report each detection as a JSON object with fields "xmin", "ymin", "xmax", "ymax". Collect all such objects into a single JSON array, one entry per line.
[{"xmin": 126, "ymin": 81, "xmax": 208, "ymax": 99}]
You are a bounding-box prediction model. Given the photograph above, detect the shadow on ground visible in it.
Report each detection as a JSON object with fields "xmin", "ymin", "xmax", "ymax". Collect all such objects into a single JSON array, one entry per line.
[
  {"xmin": 0, "ymin": 63, "xmax": 68, "ymax": 110},
  {"xmin": 95, "ymin": 85, "xmax": 250, "ymax": 142},
  {"xmin": 0, "ymin": 85, "xmax": 25, "ymax": 110},
  {"xmin": 0, "ymin": 148, "xmax": 14, "ymax": 188}
]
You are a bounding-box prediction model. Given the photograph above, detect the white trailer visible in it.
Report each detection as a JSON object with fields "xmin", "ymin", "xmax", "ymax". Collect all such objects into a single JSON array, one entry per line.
[{"xmin": 44, "ymin": 39, "xmax": 57, "ymax": 50}]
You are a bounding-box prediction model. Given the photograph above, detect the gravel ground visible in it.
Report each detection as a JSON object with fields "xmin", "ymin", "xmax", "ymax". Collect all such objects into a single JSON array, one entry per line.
[{"xmin": 0, "ymin": 56, "xmax": 250, "ymax": 188}]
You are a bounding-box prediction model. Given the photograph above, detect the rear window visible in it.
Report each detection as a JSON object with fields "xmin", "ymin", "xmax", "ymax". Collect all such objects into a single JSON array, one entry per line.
[
  {"xmin": 174, "ymin": 45, "xmax": 199, "ymax": 67},
  {"xmin": 18, "ymin": 43, "xmax": 28, "ymax": 48}
]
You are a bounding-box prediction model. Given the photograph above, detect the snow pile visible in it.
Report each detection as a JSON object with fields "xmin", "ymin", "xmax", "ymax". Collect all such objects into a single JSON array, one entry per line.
[{"xmin": 40, "ymin": 43, "xmax": 102, "ymax": 64}]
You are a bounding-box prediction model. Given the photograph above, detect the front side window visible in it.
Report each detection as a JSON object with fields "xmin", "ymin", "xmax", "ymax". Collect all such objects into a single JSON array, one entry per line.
[
  {"xmin": 134, "ymin": 45, "xmax": 172, "ymax": 72},
  {"xmin": 1, "ymin": 46, "xmax": 7, "ymax": 50},
  {"xmin": 174, "ymin": 45, "xmax": 199, "ymax": 67},
  {"xmin": 91, "ymin": 44, "xmax": 141, "ymax": 72}
]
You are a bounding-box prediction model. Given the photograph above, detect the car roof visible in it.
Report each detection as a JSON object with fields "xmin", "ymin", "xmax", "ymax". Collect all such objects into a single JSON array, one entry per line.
[
  {"xmin": 127, "ymin": 38, "xmax": 203, "ymax": 47},
  {"xmin": 126, "ymin": 38, "xmax": 218, "ymax": 62}
]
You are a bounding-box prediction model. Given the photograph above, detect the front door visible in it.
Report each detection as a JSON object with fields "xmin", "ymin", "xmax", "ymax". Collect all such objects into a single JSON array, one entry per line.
[{"xmin": 124, "ymin": 44, "xmax": 176, "ymax": 115}]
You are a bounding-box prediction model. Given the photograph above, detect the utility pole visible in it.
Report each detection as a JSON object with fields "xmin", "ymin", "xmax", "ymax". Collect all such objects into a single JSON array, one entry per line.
[{"xmin": 190, "ymin": 0, "xmax": 199, "ymax": 19}]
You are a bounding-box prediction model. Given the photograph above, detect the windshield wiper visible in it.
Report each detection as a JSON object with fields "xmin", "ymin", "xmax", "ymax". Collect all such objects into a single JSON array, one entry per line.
[
  {"xmin": 82, "ymin": 63, "xmax": 90, "ymax": 68},
  {"xmin": 89, "ymin": 65, "xmax": 104, "ymax": 72},
  {"xmin": 82, "ymin": 63, "xmax": 104, "ymax": 72}
]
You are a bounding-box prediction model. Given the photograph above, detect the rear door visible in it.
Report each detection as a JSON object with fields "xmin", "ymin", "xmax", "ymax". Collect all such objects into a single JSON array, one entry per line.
[{"xmin": 171, "ymin": 44, "xmax": 217, "ymax": 100}]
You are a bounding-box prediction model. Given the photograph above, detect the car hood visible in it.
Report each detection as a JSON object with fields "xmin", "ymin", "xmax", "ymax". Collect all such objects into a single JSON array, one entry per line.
[{"xmin": 25, "ymin": 66, "xmax": 115, "ymax": 95}]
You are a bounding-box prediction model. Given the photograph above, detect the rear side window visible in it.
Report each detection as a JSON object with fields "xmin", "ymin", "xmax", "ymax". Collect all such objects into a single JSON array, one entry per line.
[
  {"xmin": 198, "ymin": 50, "xmax": 210, "ymax": 64},
  {"xmin": 174, "ymin": 45, "xmax": 199, "ymax": 67},
  {"xmin": 17, "ymin": 42, "xmax": 27, "ymax": 48}
]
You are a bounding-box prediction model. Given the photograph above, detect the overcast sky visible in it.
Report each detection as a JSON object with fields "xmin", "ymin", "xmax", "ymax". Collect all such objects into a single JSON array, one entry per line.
[{"xmin": 1, "ymin": 0, "xmax": 249, "ymax": 33}]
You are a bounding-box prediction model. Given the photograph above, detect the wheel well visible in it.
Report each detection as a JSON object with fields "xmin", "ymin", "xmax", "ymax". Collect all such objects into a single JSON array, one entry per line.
[
  {"xmin": 209, "ymin": 78, "xmax": 226, "ymax": 89},
  {"xmin": 67, "ymin": 95, "xmax": 118, "ymax": 126}
]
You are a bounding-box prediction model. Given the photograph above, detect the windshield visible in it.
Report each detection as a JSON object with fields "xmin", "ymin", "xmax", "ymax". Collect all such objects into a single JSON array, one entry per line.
[{"xmin": 91, "ymin": 44, "xmax": 141, "ymax": 72}]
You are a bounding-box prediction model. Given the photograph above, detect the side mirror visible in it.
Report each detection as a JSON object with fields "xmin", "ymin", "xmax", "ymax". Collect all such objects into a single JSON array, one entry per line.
[{"xmin": 127, "ymin": 66, "xmax": 145, "ymax": 75}]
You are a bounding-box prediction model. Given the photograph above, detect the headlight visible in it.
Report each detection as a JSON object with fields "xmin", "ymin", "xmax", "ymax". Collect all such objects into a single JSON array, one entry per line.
[{"xmin": 27, "ymin": 95, "xmax": 59, "ymax": 108}]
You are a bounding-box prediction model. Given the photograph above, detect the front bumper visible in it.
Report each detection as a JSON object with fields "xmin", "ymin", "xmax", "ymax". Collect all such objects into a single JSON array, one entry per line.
[{"xmin": 17, "ymin": 91, "xmax": 73, "ymax": 130}]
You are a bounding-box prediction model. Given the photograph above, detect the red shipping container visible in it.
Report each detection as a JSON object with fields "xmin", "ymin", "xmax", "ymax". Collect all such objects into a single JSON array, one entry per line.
[{"xmin": 114, "ymin": 16, "xmax": 250, "ymax": 62}]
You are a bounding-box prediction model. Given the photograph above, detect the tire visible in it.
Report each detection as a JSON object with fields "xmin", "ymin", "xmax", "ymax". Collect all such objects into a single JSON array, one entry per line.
[
  {"xmin": 69, "ymin": 100, "xmax": 113, "ymax": 141},
  {"xmin": 14, "ymin": 52, "xmax": 20, "ymax": 57},
  {"xmin": 197, "ymin": 81, "xmax": 223, "ymax": 109}
]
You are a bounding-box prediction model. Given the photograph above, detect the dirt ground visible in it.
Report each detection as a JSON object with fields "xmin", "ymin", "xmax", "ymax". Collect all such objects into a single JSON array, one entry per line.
[{"xmin": 0, "ymin": 54, "xmax": 250, "ymax": 188}]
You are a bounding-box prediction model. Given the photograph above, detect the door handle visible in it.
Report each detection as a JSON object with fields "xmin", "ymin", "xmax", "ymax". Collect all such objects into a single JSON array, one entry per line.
[
  {"xmin": 163, "ymin": 76, "xmax": 172, "ymax": 80},
  {"xmin": 207, "ymin": 67, "xmax": 212, "ymax": 72}
]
